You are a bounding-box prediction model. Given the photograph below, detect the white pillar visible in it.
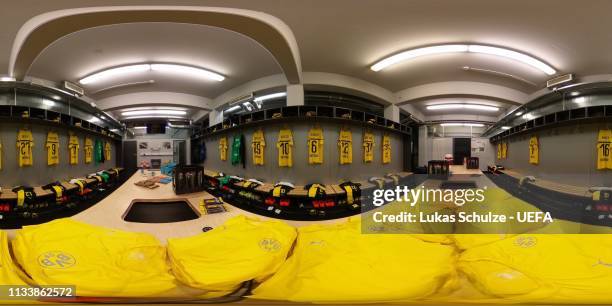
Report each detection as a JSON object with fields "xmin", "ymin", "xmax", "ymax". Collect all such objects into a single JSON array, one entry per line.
[
  {"xmin": 286, "ymin": 84, "xmax": 304, "ymax": 106},
  {"xmin": 384, "ymin": 104, "xmax": 400, "ymax": 122},
  {"xmin": 209, "ymin": 109, "xmax": 223, "ymax": 127}
]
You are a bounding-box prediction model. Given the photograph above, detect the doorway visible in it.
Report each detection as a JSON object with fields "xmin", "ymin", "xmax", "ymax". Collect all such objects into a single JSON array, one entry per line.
[
  {"xmin": 123, "ymin": 140, "xmax": 138, "ymax": 172},
  {"xmin": 452, "ymin": 138, "xmax": 471, "ymax": 165}
]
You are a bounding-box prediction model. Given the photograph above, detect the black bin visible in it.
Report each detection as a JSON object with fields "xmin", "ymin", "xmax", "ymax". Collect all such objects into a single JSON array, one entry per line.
[{"xmin": 173, "ymin": 165, "xmax": 205, "ymax": 195}]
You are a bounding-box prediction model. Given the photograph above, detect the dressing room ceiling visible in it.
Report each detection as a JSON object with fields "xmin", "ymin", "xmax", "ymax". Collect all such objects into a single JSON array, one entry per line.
[{"xmin": 1, "ymin": 0, "xmax": 612, "ymax": 118}]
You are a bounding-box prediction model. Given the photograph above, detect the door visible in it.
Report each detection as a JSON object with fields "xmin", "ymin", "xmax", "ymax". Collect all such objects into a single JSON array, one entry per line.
[
  {"xmin": 452, "ymin": 138, "xmax": 471, "ymax": 165},
  {"xmin": 174, "ymin": 140, "xmax": 186, "ymax": 165},
  {"xmin": 123, "ymin": 140, "xmax": 138, "ymax": 172}
]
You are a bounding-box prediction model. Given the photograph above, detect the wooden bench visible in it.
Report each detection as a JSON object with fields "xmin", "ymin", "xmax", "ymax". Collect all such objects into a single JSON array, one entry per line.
[{"xmin": 503, "ymin": 169, "xmax": 591, "ymax": 197}]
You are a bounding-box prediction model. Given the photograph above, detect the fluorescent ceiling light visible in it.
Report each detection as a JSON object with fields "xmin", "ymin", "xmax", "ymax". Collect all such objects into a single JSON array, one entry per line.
[
  {"xmin": 440, "ymin": 123, "xmax": 484, "ymax": 127},
  {"xmin": 574, "ymin": 97, "xmax": 586, "ymax": 103},
  {"xmin": 522, "ymin": 113, "xmax": 535, "ymax": 120},
  {"xmin": 225, "ymin": 105, "xmax": 241, "ymax": 113},
  {"xmin": 371, "ymin": 44, "xmax": 556, "ymax": 75},
  {"xmin": 123, "ymin": 115, "xmax": 185, "ymax": 120},
  {"xmin": 371, "ymin": 45, "xmax": 468, "ymax": 71},
  {"xmin": 467, "ymin": 45, "xmax": 556, "ymax": 75},
  {"xmin": 80, "ymin": 64, "xmax": 150, "ymax": 85},
  {"xmin": 501, "ymin": 126, "xmax": 511, "ymax": 130},
  {"xmin": 150, "ymin": 64, "xmax": 224, "ymax": 81},
  {"xmin": 132, "ymin": 126, "xmax": 147, "ymax": 129},
  {"xmin": 121, "ymin": 110, "xmax": 187, "ymax": 117},
  {"xmin": 515, "ymin": 111, "xmax": 524, "ymax": 116},
  {"xmin": 42, "ymin": 99, "xmax": 55, "ymax": 107},
  {"xmin": 254, "ymin": 92, "xmax": 287, "ymax": 102},
  {"xmin": 570, "ymin": 91, "xmax": 580, "ymax": 96},
  {"xmin": 79, "ymin": 63, "xmax": 224, "ymax": 85},
  {"xmin": 426, "ymin": 104, "xmax": 499, "ymax": 111}
]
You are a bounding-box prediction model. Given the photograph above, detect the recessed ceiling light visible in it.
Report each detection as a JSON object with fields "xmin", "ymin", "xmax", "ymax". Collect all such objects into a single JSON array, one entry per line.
[
  {"xmin": 501, "ymin": 126, "xmax": 511, "ymax": 130},
  {"xmin": 80, "ymin": 64, "xmax": 150, "ymax": 85},
  {"xmin": 426, "ymin": 104, "xmax": 499, "ymax": 111},
  {"xmin": 121, "ymin": 110, "xmax": 187, "ymax": 116},
  {"xmin": 254, "ymin": 92, "xmax": 287, "ymax": 102},
  {"xmin": 515, "ymin": 111, "xmax": 524, "ymax": 116},
  {"xmin": 0, "ymin": 76, "xmax": 16, "ymax": 82},
  {"xmin": 42, "ymin": 99, "xmax": 55, "ymax": 107},
  {"xmin": 123, "ymin": 115, "xmax": 185, "ymax": 120},
  {"xmin": 150, "ymin": 64, "xmax": 224, "ymax": 82},
  {"xmin": 574, "ymin": 97, "xmax": 586, "ymax": 103},
  {"xmin": 132, "ymin": 126, "xmax": 147, "ymax": 129},
  {"xmin": 225, "ymin": 105, "xmax": 242, "ymax": 113},
  {"xmin": 371, "ymin": 44, "xmax": 556, "ymax": 75},
  {"xmin": 440, "ymin": 123, "xmax": 484, "ymax": 127},
  {"xmin": 79, "ymin": 63, "xmax": 224, "ymax": 85},
  {"xmin": 570, "ymin": 91, "xmax": 580, "ymax": 96}
]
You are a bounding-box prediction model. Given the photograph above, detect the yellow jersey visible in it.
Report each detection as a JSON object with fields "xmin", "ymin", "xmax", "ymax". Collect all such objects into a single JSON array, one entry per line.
[
  {"xmin": 529, "ymin": 136, "xmax": 539, "ymax": 165},
  {"xmin": 45, "ymin": 131, "xmax": 60, "ymax": 166},
  {"xmin": 597, "ymin": 129, "xmax": 612, "ymax": 170},
  {"xmin": 363, "ymin": 131, "xmax": 374, "ymax": 163},
  {"xmin": 252, "ymin": 129, "xmax": 266, "ymax": 165},
  {"xmin": 382, "ymin": 134, "xmax": 391, "ymax": 164},
  {"xmin": 17, "ymin": 129, "xmax": 34, "ymax": 167},
  {"xmin": 338, "ymin": 128, "xmax": 353, "ymax": 165},
  {"xmin": 219, "ymin": 137, "xmax": 228, "ymax": 161},
  {"xmin": 307, "ymin": 127, "xmax": 324, "ymax": 164},
  {"xmin": 501, "ymin": 142, "xmax": 508, "ymax": 159},
  {"xmin": 497, "ymin": 143, "xmax": 502, "ymax": 159},
  {"xmin": 277, "ymin": 128, "xmax": 294, "ymax": 167},
  {"xmin": 84, "ymin": 137, "xmax": 93, "ymax": 163},
  {"xmin": 69, "ymin": 135, "xmax": 79, "ymax": 165},
  {"xmin": 104, "ymin": 141, "xmax": 111, "ymax": 161}
]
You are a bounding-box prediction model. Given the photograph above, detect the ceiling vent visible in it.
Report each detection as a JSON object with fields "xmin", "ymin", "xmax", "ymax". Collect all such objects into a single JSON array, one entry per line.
[
  {"xmin": 228, "ymin": 93, "xmax": 253, "ymax": 106},
  {"xmin": 63, "ymin": 81, "xmax": 84, "ymax": 96},
  {"xmin": 546, "ymin": 74, "xmax": 574, "ymax": 89}
]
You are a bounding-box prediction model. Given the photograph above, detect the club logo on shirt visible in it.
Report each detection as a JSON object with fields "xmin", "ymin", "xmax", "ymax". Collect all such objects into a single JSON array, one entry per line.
[
  {"xmin": 38, "ymin": 251, "xmax": 76, "ymax": 269},
  {"xmin": 259, "ymin": 238, "xmax": 281, "ymax": 252},
  {"xmin": 514, "ymin": 236, "xmax": 537, "ymax": 248}
]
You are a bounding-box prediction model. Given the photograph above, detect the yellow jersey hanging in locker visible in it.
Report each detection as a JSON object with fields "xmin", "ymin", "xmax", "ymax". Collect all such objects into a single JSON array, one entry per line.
[
  {"xmin": 382, "ymin": 134, "xmax": 391, "ymax": 164},
  {"xmin": 46, "ymin": 131, "xmax": 59, "ymax": 166},
  {"xmin": 501, "ymin": 142, "xmax": 508, "ymax": 159},
  {"xmin": 338, "ymin": 128, "xmax": 352, "ymax": 164},
  {"xmin": 84, "ymin": 137, "xmax": 93, "ymax": 163},
  {"xmin": 497, "ymin": 143, "xmax": 502, "ymax": 159},
  {"xmin": 104, "ymin": 141, "xmax": 111, "ymax": 161},
  {"xmin": 69, "ymin": 135, "xmax": 79, "ymax": 165},
  {"xmin": 17, "ymin": 129, "xmax": 34, "ymax": 167},
  {"xmin": 277, "ymin": 128, "xmax": 294, "ymax": 167},
  {"xmin": 597, "ymin": 129, "xmax": 612, "ymax": 169},
  {"xmin": 529, "ymin": 136, "xmax": 539, "ymax": 165},
  {"xmin": 307, "ymin": 127, "xmax": 324, "ymax": 164},
  {"xmin": 362, "ymin": 131, "xmax": 374, "ymax": 163},
  {"xmin": 219, "ymin": 136, "xmax": 228, "ymax": 161},
  {"xmin": 252, "ymin": 129, "xmax": 266, "ymax": 165}
]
